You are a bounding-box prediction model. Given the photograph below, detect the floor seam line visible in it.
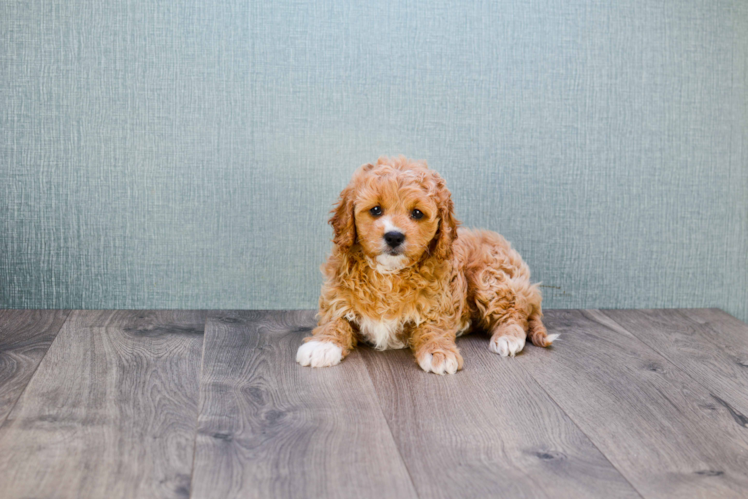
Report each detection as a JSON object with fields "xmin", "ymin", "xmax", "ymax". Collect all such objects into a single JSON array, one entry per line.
[
  {"xmin": 599, "ymin": 309, "xmax": 748, "ymax": 425},
  {"xmin": 518, "ymin": 311, "xmax": 645, "ymax": 499},
  {"xmin": 520, "ymin": 364, "xmax": 644, "ymax": 498},
  {"xmin": 0, "ymin": 309, "xmax": 73, "ymax": 428},
  {"xmin": 360, "ymin": 353, "xmax": 421, "ymax": 499},
  {"xmin": 188, "ymin": 310, "xmax": 212, "ymax": 499},
  {"xmin": 675, "ymin": 308, "xmax": 748, "ymax": 360}
]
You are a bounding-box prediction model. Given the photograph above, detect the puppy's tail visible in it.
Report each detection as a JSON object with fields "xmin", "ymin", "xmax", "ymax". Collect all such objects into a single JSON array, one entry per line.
[{"xmin": 528, "ymin": 312, "xmax": 559, "ymax": 347}]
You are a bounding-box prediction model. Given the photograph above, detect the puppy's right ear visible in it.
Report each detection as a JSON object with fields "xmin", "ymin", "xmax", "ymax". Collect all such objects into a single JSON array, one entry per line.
[{"xmin": 329, "ymin": 184, "xmax": 356, "ymax": 251}]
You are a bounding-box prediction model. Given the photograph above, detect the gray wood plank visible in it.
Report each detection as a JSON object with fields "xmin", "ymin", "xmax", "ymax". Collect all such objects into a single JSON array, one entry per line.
[
  {"xmin": 521, "ymin": 309, "xmax": 748, "ymax": 498},
  {"xmin": 0, "ymin": 310, "xmax": 205, "ymax": 498},
  {"xmin": 190, "ymin": 310, "xmax": 417, "ymax": 499},
  {"xmin": 679, "ymin": 308, "xmax": 748, "ymax": 353},
  {"xmin": 602, "ymin": 309, "xmax": 748, "ymax": 417},
  {"xmin": 0, "ymin": 310, "xmax": 70, "ymax": 423},
  {"xmin": 360, "ymin": 334, "xmax": 640, "ymax": 498}
]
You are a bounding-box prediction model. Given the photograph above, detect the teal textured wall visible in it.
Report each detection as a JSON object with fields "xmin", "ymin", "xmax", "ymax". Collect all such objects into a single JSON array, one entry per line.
[{"xmin": 2, "ymin": 1, "xmax": 747, "ymax": 321}]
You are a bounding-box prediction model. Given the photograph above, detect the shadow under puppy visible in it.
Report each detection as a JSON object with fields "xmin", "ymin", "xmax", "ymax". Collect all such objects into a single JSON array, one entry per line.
[{"xmin": 297, "ymin": 156, "xmax": 558, "ymax": 374}]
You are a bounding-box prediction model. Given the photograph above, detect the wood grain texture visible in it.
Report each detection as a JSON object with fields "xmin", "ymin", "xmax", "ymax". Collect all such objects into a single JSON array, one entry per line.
[
  {"xmin": 0, "ymin": 310, "xmax": 205, "ymax": 498},
  {"xmin": 602, "ymin": 309, "xmax": 748, "ymax": 417},
  {"xmin": 360, "ymin": 334, "xmax": 639, "ymax": 498},
  {"xmin": 522, "ymin": 310, "xmax": 748, "ymax": 498},
  {"xmin": 679, "ymin": 308, "xmax": 748, "ymax": 353},
  {"xmin": 0, "ymin": 310, "xmax": 70, "ymax": 423},
  {"xmin": 1, "ymin": 308, "xmax": 746, "ymax": 498},
  {"xmin": 190, "ymin": 310, "xmax": 417, "ymax": 499}
]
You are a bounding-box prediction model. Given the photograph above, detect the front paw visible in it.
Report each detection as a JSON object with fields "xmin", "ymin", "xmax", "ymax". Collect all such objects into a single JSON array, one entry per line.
[
  {"xmin": 296, "ymin": 340, "xmax": 344, "ymax": 368},
  {"xmin": 416, "ymin": 347, "xmax": 463, "ymax": 375}
]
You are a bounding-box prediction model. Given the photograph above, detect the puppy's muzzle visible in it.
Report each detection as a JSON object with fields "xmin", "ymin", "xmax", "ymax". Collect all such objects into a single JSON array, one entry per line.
[{"xmin": 384, "ymin": 231, "xmax": 405, "ymax": 249}]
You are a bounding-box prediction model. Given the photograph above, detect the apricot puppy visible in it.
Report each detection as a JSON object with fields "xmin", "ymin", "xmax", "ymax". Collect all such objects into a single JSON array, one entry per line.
[{"xmin": 296, "ymin": 156, "xmax": 558, "ymax": 374}]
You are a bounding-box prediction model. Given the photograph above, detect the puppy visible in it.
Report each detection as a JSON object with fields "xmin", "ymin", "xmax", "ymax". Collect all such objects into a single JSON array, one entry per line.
[{"xmin": 296, "ymin": 156, "xmax": 558, "ymax": 374}]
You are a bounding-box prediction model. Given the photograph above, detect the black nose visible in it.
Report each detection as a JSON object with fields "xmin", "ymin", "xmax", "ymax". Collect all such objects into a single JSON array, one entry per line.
[{"xmin": 384, "ymin": 231, "xmax": 405, "ymax": 248}]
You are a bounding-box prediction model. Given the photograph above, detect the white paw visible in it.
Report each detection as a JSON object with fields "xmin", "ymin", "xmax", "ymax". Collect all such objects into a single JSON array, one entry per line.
[
  {"xmin": 296, "ymin": 340, "xmax": 343, "ymax": 368},
  {"xmin": 489, "ymin": 335, "xmax": 526, "ymax": 357},
  {"xmin": 417, "ymin": 350, "xmax": 460, "ymax": 375}
]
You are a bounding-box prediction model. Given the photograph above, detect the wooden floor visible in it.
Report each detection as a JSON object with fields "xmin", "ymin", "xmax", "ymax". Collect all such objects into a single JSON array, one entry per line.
[{"xmin": 0, "ymin": 309, "xmax": 747, "ymax": 498}]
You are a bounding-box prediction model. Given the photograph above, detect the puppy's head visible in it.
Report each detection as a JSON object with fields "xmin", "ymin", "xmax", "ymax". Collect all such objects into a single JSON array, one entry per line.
[{"xmin": 330, "ymin": 156, "xmax": 458, "ymax": 271}]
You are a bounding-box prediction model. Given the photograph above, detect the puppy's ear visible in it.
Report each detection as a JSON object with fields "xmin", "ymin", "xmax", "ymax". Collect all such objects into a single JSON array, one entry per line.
[
  {"xmin": 431, "ymin": 175, "xmax": 459, "ymax": 260},
  {"xmin": 329, "ymin": 185, "xmax": 357, "ymax": 251}
]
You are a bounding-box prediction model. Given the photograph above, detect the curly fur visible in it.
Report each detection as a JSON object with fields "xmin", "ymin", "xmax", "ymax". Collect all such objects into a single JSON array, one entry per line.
[{"xmin": 297, "ymin": 156, "xmax": 556, "ymax": 374}]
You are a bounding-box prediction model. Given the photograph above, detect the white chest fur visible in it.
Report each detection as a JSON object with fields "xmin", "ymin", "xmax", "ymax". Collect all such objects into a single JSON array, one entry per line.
[{"xmin": 356, "ymin": 315, "xmax": 407, "ymax": 350}]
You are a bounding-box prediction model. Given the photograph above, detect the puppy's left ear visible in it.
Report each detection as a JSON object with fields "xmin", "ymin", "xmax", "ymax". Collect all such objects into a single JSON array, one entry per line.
[{"xmin": 431, "ymin": 175, "xmax": 459, "ymax": 260}]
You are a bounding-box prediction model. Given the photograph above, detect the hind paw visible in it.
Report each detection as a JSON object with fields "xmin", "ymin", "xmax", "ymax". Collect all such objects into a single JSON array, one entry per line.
[
  {"xmin": 489, "ymin": 335, "xmax": 526, "ymax": 357},
  {"xmin": 489, "ymin": 324, "xmax": 527, "ymax": 357}
]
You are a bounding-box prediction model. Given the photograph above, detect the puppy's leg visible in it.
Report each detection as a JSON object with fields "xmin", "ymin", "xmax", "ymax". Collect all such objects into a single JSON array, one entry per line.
[
  {"xmin": 474, "ymin": 274, "xmax": 556, "ymax": 356},
  {"xmin": 473, "ymin": 281, "xmax": 531, "ymax": 357},
  {"xmin": 296, "ymin": 317, "xmax": 356, "ymax": 368},
  {"xmin": 410, "ymin": 324, "xmax": 463, "ymax": 375},
  {"xmin": 485, "ymin": 310, "xmax": 558, "ymax": 356}
]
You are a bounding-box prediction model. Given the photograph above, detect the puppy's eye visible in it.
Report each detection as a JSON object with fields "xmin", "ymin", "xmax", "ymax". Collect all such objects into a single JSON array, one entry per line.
[
  {"xmin": 369, "ymin": 206, "xmax": 383, "ymax": 216},
  {"xmin": 411, "ymin": 209, "xmax": 424, "ymax": 220}
]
